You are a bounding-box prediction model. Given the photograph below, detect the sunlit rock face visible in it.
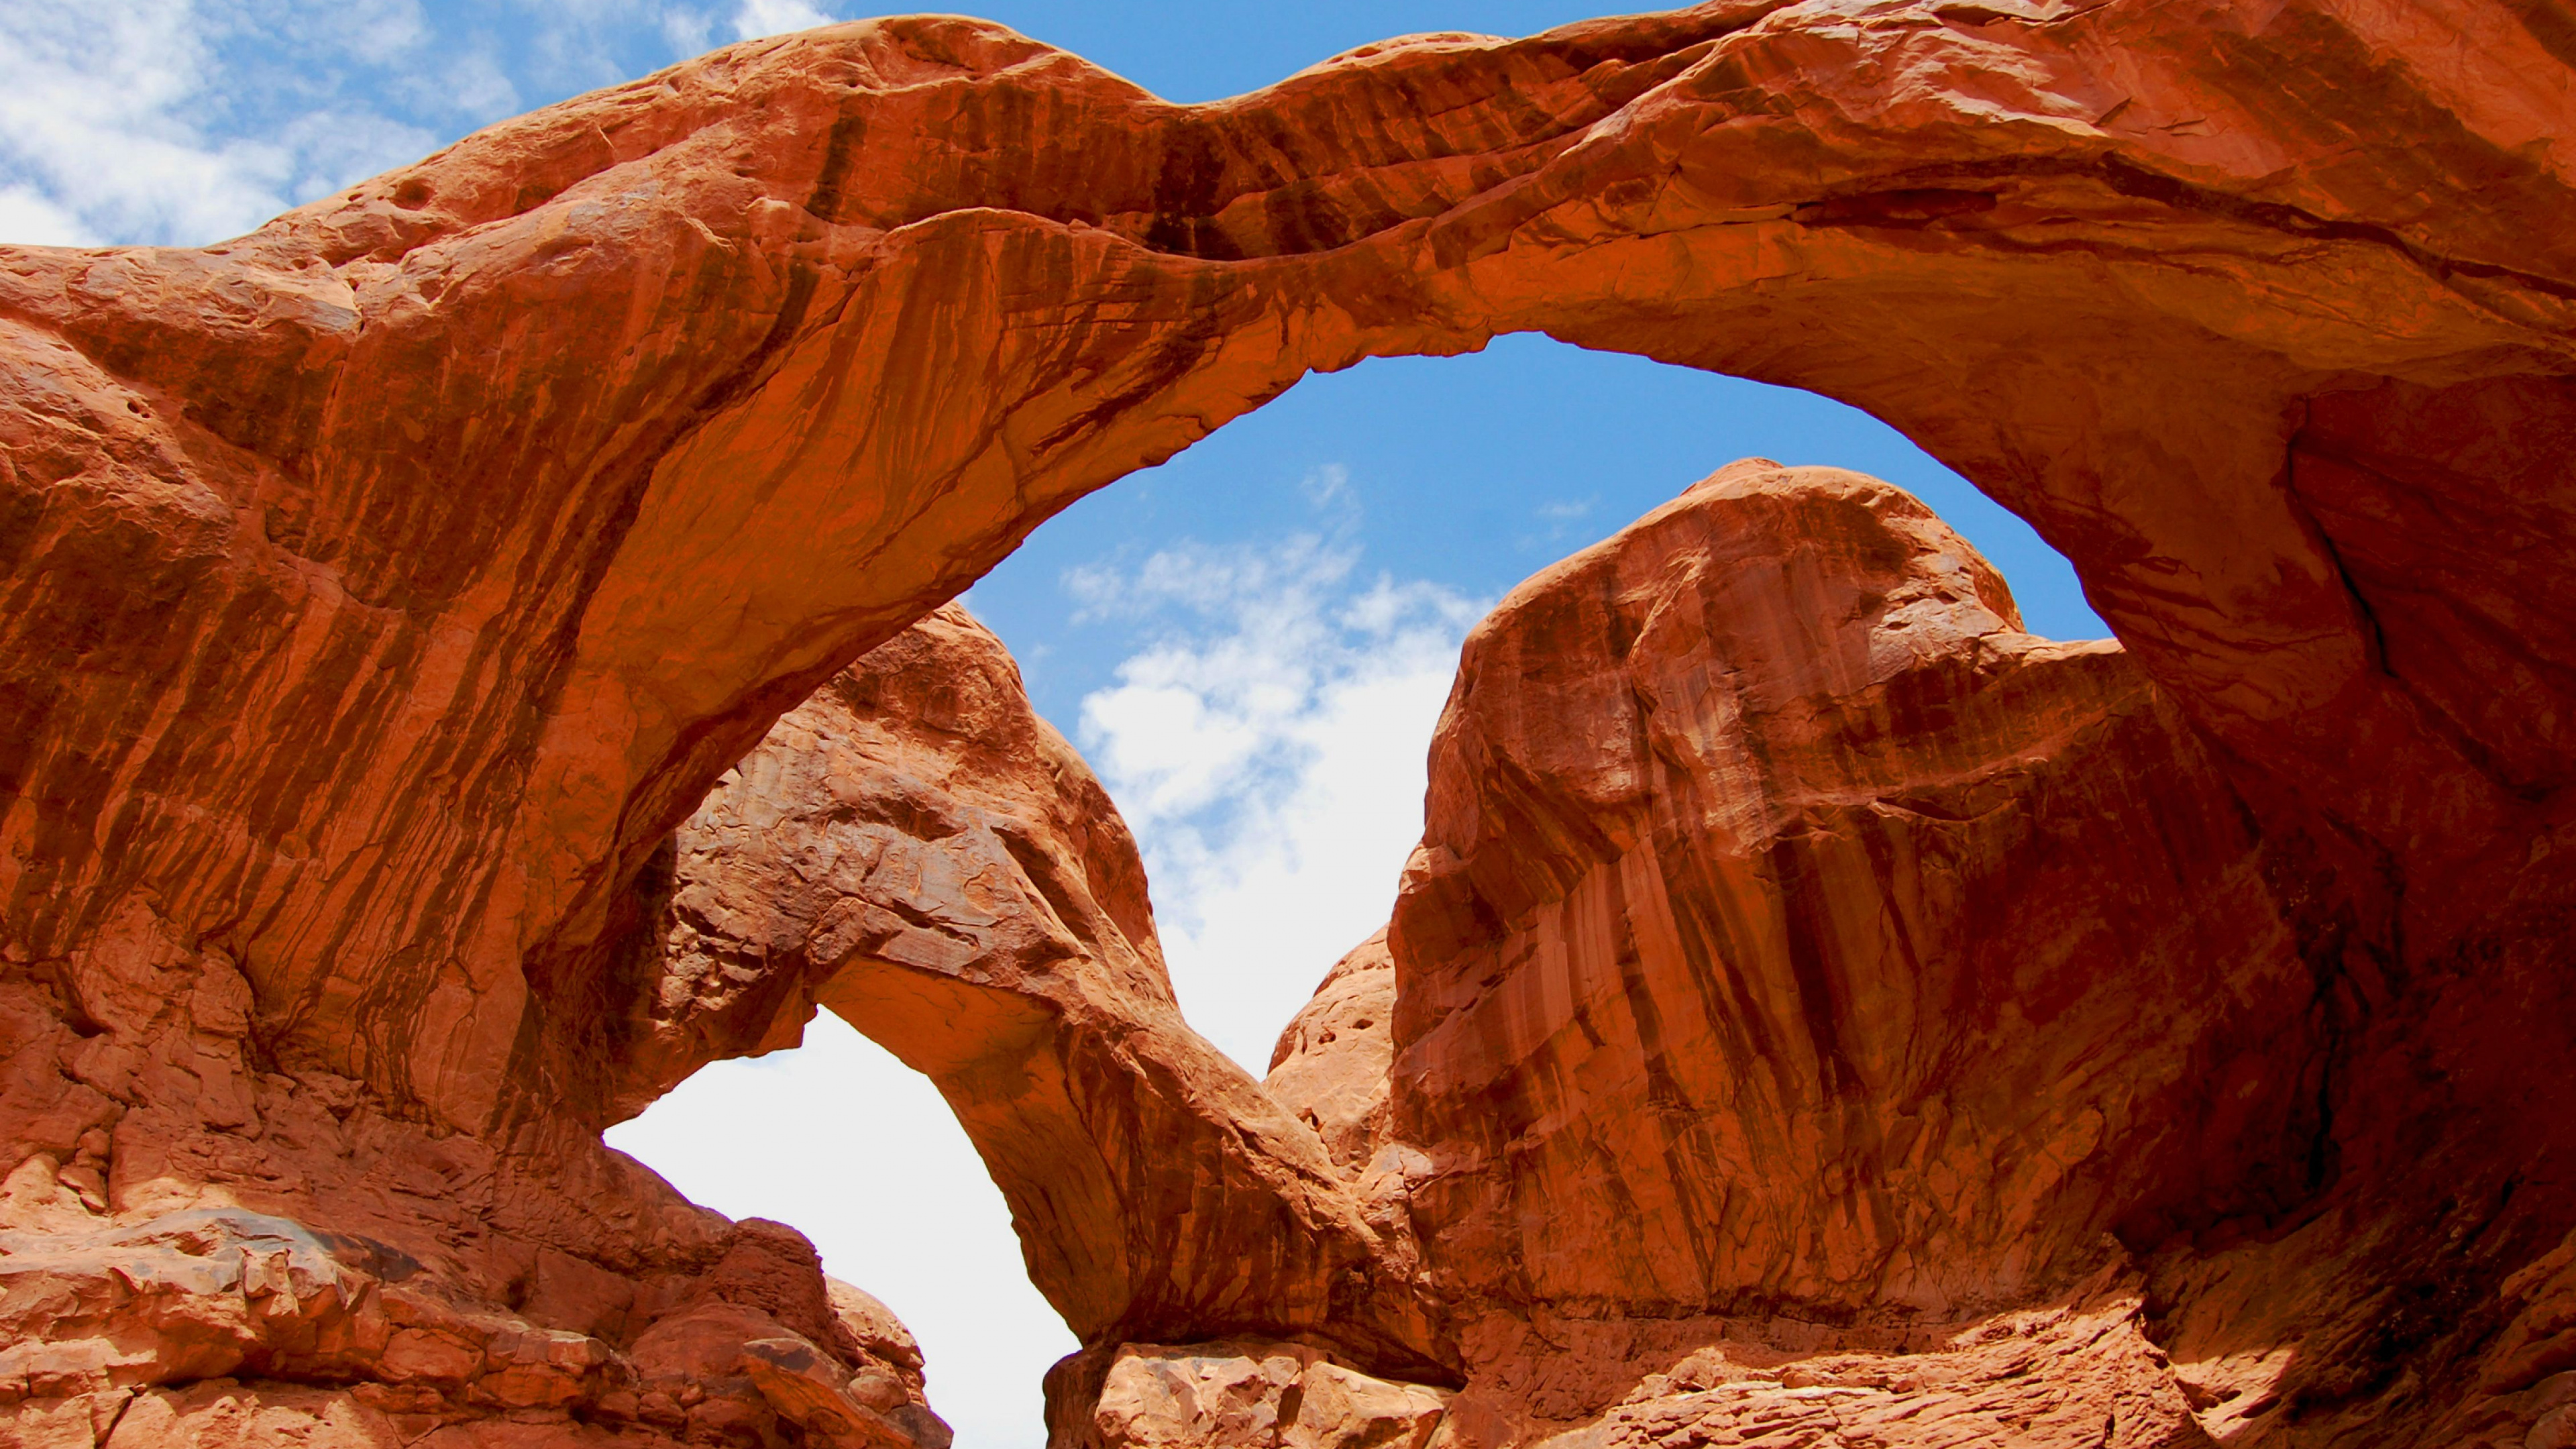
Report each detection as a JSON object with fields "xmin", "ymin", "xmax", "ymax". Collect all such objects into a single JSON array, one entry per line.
[
  {"xmin": 0, "ymin": 1, "xmax": 2571, "ymax": 1447},
  {"xmin": 1379, "ymin": 460, "xmax": 2306, "ymax": 1444},
  {"xmin": 0, "ymin": 0, "xmax": 2566, "ymax": 1142},
  {"xmin": 1266, "ymin": 930, "xmax": 1399, "ymax": 1180}
]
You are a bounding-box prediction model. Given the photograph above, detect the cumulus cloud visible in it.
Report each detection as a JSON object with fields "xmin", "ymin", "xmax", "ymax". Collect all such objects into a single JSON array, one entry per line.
[
  {"xmin": 1069, "ymin": 529, "xmax": 1483, "ymax": 1070},
  {"xmin": 0, "ymin": 184, "xmax": 91, "ymax": 247},
  {"xmin": 1, "ymin": 0, "xmax": 286, "ymax": 245},
  {"xmin": 0, "ymin": 0, "xmax": 447, "ymax": 246}
]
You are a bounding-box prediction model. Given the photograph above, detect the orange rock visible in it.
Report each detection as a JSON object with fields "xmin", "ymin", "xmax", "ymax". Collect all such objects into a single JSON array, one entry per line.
[
  {"xmin": 1361, "ymin": 460, "xmax": 2314, "ymax": 1439},
  {"xmin": 0, "ymin": 1, "xmax": 2565, "ymax": 1139},
  {"xmin": 635, "ymin": 606, "xmax": 1447, "ymax": 1379},
  {"xmin": 1267, "ymin": 931, "xmax": 1398, "ymax": 1178},
  {"xmin": 0, "ymin": 6, "xmax": 2569, "ymax": 1449},
  {"xmin": 1392, "ymin": 460, "xmax": 2314, "ymax": 1312},
  {"xmin": 1080, "ymin": 1340, "xmax": 1448, "ymax": 1449}
]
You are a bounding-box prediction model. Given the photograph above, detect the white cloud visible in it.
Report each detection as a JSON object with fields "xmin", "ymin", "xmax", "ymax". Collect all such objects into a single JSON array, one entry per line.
[
  {"xmin": 405, "ymin": 48, "xmax": 523, "ymax": 125},
  {"xmin": 1072, "ymin": 534, "xmax": 1482, "ymax": 1071},
  {"xmin": 732, "ymin": 0, "xmax": 833, "ymax": 40},
  {"xmin": 1300, "ymin": 461, "xmax": 1351, "ymax": 509},
  {"xmin": 310, "ymin": 0, "xmax": 429, "ymax": 64},
  {"xmin": 662, "ymin": 7, "xmax": 718, "ymax": 57},
  {"xmin": 606, "ymin": 1015, "xmax": 1073, "ymax": 1449},
  {"xmin": 0, "ymin": 1, "xmax": 747, "ymax": 250},
  {"xmin": 0, "ymin": 184, "xmax": 93, "ymax": 246},
  {"xmin": 0, "ymin": 0, "xmax": 439, "ymax": 246}
]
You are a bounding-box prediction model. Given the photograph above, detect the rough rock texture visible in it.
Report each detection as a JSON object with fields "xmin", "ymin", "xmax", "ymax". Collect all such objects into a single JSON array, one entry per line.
[
  {"xmin": 0, "ymin": 1171, "xmax": 950, "ymax": 1449},
  {"xmin": 0, "ymin": 828, "xmax": 954, "ymax": 1449},
  {"xmin": 1266, "ymin": 932, "xmax": 1398, "ymax": 1178},
  {"xmin": 1368, "ymin": 461, "xmax": 2301, "ymax": 1444},
  {"xmin": 1081, "ymin": 1341, "xmax": 1448, "ymax": 1449},
  {"xmin": 628, "ymin": 605, "xmax": 1444, "ymax": 1378},
  {"xmin": 1519, "ymin": 1275, "xmax": 2208, "ymax": 1449},
  {"xmin": 1, "ymin": 0, "xmax": 2567, "ymax": 1142},
  {"xmin": 0, "ymin": 3, "xmax": 2571, "ymax": 1448}
]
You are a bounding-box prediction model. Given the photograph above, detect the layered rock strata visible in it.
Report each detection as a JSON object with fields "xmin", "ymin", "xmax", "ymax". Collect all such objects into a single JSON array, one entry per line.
[
  {"xmin": 0, "ymin": 1032, "xmax": 951, "ymax": 1449},
  {"xmin": 0, "ymin": 3, "xmax": 2569, "ymax": 1449},
  {"xmin": 1366, "ymin": 460, "xmax": 2308, "ymax": 1444}
]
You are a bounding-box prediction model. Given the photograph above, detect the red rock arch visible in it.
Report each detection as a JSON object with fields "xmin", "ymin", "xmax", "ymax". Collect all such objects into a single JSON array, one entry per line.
[{"xmin": 3, "ymin": 7, "xmax": 2565, "ymax": 1130}]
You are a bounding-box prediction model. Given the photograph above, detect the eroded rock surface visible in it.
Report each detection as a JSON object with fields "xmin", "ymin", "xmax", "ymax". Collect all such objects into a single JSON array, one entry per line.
[
  {"xmin": 0, "ymin": 3, "xmax": 2571, "ymax": 1449},
  {"xmin": 0, "ymin": 0, "xmax": 2567, "ymax": 1144},
  {"xmin": 627, "ymin": 606, "xmax": 1446, "ymax": 1378},
  {"xmin": 1396, "ymin": 458, "xmax": 2310, "ymax": 1328},
  {"xmin": 1080, "ymin": 1341, "xmax": 1448, "ymax": 1449},
  {"xmin": 0, "ymin": 1120, "xmax": 949, "ymax": 1449},
  {"xmin": 1338, "ymin": 461, "xmax": 2298, "ymax": 1444},
  {"xmin": 1266, "ymin": 931, "xmax": 1398, "ymax": 1179}
]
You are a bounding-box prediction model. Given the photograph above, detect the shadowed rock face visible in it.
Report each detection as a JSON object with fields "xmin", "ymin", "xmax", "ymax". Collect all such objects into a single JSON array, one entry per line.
[{"xmin": 1, "ymin": 3, "xmax": 2572, "ymax": 1448}]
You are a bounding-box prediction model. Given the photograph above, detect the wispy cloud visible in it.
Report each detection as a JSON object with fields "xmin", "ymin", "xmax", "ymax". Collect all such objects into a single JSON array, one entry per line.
[
  {"xmin": 732, "ymin": 0, "xmax": 835, "ymax": 40},
  {"xmin": 0, "ymin": 1, "xmax": 768, "ymax": 249},
  {"xmin": 1070, "ymin": 531, "xmax": 1483, "ymax": 1070},
  {"xmin": 1, "ymin": 0, "xmax": 317, "ymax": 245},
  {"xmin": 1300, "ymin": 462, "xmax": 1352, "ymax": 510}
]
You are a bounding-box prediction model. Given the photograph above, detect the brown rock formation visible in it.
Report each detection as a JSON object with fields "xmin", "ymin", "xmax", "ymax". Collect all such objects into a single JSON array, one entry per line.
[
  {"xmin": 1, "ymin": 0, "xmax": 2566, "ymax": 1142},
  {"xmin": 1399, "ymin": 458, "xmax": 2309, "ymax": 1305},
  {"xmin": 1376, "ymin": 460, "xmax": 2305, "ymax": 1444},
  {"xmin": 0, "ymin": 2, "xmax": 2569, "ymax": 1448},
  {"xmin": 627, "ymin": 605, "xmax": 1444, "ymax": 1379},
  {"xmin": 1265, "ymin": 932, "xmax": 1398, "ymax": 1179},
  {"xmin": 1083, "ymin": 1341, "xmax": 1448, "ymax": 1449}
]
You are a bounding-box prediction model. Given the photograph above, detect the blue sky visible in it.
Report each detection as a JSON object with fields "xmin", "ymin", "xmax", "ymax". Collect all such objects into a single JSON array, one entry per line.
[{"xmin": 0, "ymin": 5, "xmax": 2106, "ymax": 1446}]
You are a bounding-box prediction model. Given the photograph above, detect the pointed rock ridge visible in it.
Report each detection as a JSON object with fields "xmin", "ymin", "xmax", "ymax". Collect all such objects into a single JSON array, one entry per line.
[
  {"xmin": 0, "ymin": 2, "xmax": 2568, "ymax": 1145},
  {"xmin": 621, "ymin": 605, "xmax": 1450, "ymax": 1381},
  {"xmin": 1367, "ymin": 459, "xmax": 2316, "ymax": 1439},
  {"xmin": 1267, "ymin": 930, "xmax": 1399, "ymax": 1179}
]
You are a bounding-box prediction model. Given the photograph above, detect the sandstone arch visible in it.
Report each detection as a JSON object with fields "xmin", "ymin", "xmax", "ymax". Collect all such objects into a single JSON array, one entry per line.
[
  {"xmin": 3, "ymin": 3, "xmax": 2573, "ymax": 1446},
  {"xmin": 616, "ymin": 606, "xmax": 1450, "ymax": 1381},
  {"xmin": 1, "ymin": 1, "xmax": 2566, "ymax": 1134}
]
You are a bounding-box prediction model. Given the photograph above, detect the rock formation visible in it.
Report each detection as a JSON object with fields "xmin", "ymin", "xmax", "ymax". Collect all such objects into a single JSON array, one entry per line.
[
  {"xmin": 1368, "ymin": 460, "xmax": 2309, "ymax": 1444},
  {"xmin": 0, "ymin": 1, "xmax": 2571, "ymax": 1446},
  {"xmin": 624, "ymin": 605, "xmax": 1445, "ymax": 1380},
  {"xmin": 1266, "ymin": 932, "xmax": 1398, "ymax": 1179}
]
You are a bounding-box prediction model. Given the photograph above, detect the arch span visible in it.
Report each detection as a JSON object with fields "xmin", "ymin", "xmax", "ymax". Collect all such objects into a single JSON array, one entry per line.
[
  {"xmin": 1, "ymin": 4, "xmax": 2566, "ymax": 1131},
  {"xmin": 610, "ymin": 606, "xmax": 1452, "ymax": 1381}
]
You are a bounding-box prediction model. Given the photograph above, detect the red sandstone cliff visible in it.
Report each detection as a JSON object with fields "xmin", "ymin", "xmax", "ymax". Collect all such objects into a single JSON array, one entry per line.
[
  {"xmin": 1, "ymin": 3, "xmax": 2571, "ymax": 1448},
  {"xmin": 1378, "ymin": 460, "xmax": 2308, "ymax": 1444}
]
